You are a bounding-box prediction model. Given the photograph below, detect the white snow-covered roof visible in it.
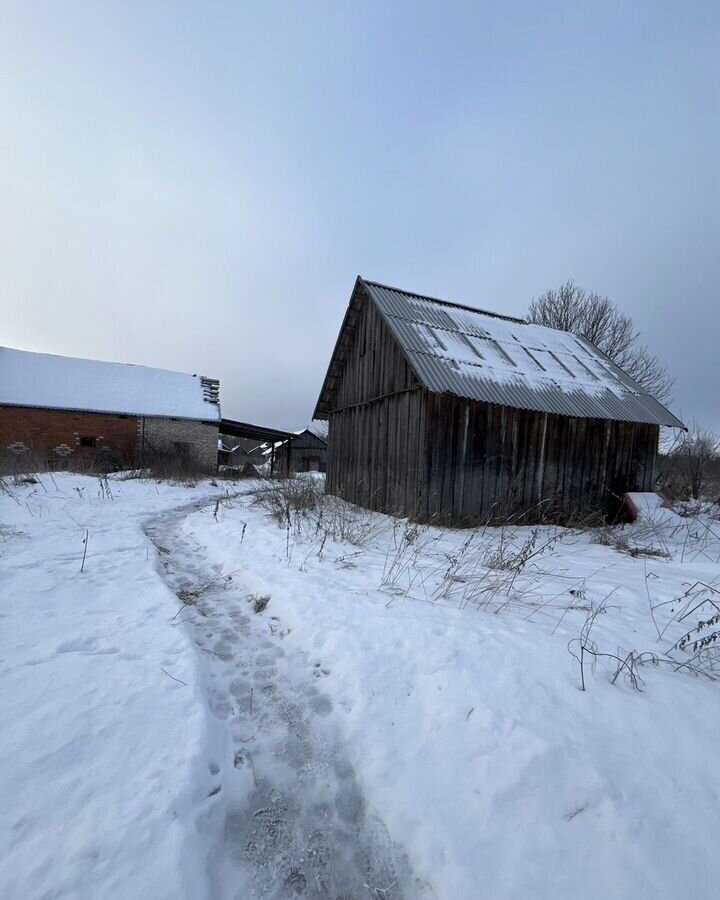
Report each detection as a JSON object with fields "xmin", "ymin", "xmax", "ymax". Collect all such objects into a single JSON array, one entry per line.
[
  {"xmin": 315, "ymin": 279, "xmax": 684, "ymax": 428},
  {"xmin": 0, "ymin": 346, "xmax": 220, "ymax": 421}
]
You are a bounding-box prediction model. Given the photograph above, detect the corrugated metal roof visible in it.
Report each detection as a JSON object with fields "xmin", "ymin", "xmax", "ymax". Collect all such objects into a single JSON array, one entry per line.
[{"xmin": 356, "ymin": 280, "xmax": 683, "ymax": 428}]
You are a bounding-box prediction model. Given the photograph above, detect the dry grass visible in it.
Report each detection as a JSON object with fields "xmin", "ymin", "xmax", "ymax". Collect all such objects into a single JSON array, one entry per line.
[{"xmin": 252, "ymin": 476, "xmax": 386, "ymax": 548}]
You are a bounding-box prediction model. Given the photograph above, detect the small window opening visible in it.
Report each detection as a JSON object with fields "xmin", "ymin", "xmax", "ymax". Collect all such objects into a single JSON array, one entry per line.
[{"xmin": 80, "ymin": 436, "xmax": 97, "ymax": 448}]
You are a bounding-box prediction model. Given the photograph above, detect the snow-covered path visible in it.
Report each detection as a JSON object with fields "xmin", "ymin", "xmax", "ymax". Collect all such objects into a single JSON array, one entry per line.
[{"xmin": 144, "ymin": 503, "xmax": 432, "ymax": 900}]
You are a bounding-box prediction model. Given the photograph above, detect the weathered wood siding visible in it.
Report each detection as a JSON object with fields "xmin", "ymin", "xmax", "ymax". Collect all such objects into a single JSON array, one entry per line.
[
  {"xmin": 289, "ymin": 430, "xmax": 328, "ymax": 473},
  {"xmin": 326, "ymin": 299, "xmax": 426, "ymax": 515},
  {"xmin": 421, "ymin": 394, "xmax": 658, "ymax": 523}
]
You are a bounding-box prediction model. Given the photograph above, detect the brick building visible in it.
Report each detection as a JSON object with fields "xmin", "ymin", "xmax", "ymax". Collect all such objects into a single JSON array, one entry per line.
[{"xmin": 0, "ymin": 346, "xmax": 220, "ymax": 471}]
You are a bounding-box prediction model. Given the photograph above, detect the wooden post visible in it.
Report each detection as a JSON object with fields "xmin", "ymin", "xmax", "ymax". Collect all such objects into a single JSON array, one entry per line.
[{"xmin": 270, "ymin": 442, "xmax": 275, "ymax": 476}]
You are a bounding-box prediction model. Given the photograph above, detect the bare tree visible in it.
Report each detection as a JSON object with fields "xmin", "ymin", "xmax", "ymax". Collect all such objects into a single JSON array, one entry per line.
[
  {"xmin": 658, "ymin": 425, "xmax": 720, "ymax": 501},
  {"xmin": 528, "ymin": 280, "xmax": 673, "ymax": 403}
]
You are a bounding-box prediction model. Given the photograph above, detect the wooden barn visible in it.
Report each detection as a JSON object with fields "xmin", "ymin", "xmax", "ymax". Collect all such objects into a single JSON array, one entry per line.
[
  {"xmin": 262, "ymin": 425, "xmax": 328, "ymax": 474},
  {"xmin": 313, "ymin": 278, "xmax": 684, "ymax": 523},
  {"xmin": 289, "ymin": 426, "xmax": 328, "ymax": 473}
]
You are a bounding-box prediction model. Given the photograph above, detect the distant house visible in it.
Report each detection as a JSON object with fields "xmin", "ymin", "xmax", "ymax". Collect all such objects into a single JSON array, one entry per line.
[
  {"xmin": 262, "ymin": 424, "xmax": 328, "ymax": 474},
  {"xmin": 0, "ymin": 346, "xmax": 221, "ymax": 471},
  {"xmin": 314, "ymin": 278, "xmax": 684, "ymax": 523},
  {"xmin": 289, "ymin": 426, "xmax": 328, "ymax": 473}
]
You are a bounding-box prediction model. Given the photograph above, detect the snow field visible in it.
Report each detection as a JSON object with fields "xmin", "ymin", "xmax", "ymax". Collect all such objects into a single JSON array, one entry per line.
[
  {"xmin": 0, "ymin": 475, "xmax": 231, "ymax": 900},
  {"xmin": 1, "ymin": 473, "xmax": 719, "ymax": 899}
]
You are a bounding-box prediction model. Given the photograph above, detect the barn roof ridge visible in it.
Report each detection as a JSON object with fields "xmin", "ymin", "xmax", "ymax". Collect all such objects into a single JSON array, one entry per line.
[{"xmin": 360, "ymin": 277, "xmax": 526, "ymax": 324}]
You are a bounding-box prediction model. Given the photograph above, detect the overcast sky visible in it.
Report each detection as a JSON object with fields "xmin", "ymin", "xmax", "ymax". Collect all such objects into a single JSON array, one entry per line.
[{"xmin": 1, "ymin": 1, "xmax": 717, "ymax": 430}]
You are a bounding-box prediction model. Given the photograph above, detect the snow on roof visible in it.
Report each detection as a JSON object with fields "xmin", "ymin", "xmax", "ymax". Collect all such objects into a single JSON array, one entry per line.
[
  {"xmin": 307, "ymin": 420, "xmax": 329, "ymax": 441},
  {"xmin": 0, "ymin": 346, "xmax": 221, "ymax": 421},
  {"xmin": 314, "ymin": 279, "xmax": 684, "ymax": 428},
  {"xmin": 257, "ymin": 424, "xmax": 328, "ymax": 457},
  {"xmin": 288, "ymin": 423, "xmax": 328, "ymax": 442}
]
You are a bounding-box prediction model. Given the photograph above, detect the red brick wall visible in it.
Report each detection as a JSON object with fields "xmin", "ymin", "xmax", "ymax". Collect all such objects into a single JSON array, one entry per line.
[{"xmin": 0, "ymin": 406, "xmax": 139, "ymax": 464}]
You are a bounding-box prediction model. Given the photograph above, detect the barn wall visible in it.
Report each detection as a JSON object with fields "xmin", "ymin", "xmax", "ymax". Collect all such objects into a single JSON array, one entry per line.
[
  {"xmin": 325, "ymin": 298, "xmax": 426, "ymax": 514},
  {"xmin": 422, "ymin": 395, "xmax": 659, "ymax": 523},
  {"xmin": 0, "ymin": 405, "xmax": 139, "ymax": 469},
  {"xmin": 327, "ymin": 390, "xmax": 426, "ymax": 515}
]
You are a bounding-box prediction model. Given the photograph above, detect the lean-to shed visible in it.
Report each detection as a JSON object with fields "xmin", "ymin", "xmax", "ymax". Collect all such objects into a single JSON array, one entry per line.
[{"xmin": 313, "ymin": 278, "xmax": 684, "ymax": 523}]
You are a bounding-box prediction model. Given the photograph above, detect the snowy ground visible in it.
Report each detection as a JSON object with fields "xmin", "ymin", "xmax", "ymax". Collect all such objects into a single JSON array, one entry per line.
[{"xmin": 1, "ymin": 473, "xmax": 719, "ymax": 899}]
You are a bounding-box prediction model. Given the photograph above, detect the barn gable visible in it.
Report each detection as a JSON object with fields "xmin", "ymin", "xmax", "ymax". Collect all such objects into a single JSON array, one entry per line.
[
  {"xmin": 318, "ymin": 288, "xmax": 427, "ymax": 514},
  {"xmin": 315, "ymin": 278, "xmax": 420, "ymax": 418}
]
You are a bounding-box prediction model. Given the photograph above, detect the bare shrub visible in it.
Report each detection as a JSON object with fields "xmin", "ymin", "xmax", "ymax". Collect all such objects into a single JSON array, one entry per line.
[
  {"xmin": 141, "ymin": 452, "xmax": 210, "ymax": 485},
  {"xmin": 420, "ymin": 491, "xmax": 582, "ymax": 528},
  {"xmin": 591, "ymin": 526, "xmax": 628, "ymax": 551},
  {"xmin": 252, "ymin": 476, "xmax": 322, "ymax": 525},
  {"xmin": 483, "ymin": 528, "xmax": 541, "ymax": 571},
  {"xmin": 658, "ymin": 424, "xmax": 720, "ymax": 502},
  {"xmin": 380, "ymin": 522, "xmax": 435, "ymax": 594},
  {"xmin": 568, "ymin": 577, "xmax": 720, "ymax": 691},
  {"xmin": 254, "ymin": 477, "xmax": 384, "ymax": 548},
  {"xmin": 113, "ymin": 451, "xmax": 219, "ymax": 486},
  {"xmin": 568, "ymin": 600, "xmax": 664, "ymax": 691},
  {"xmin": 430, "ymin": 523, "xmax": 563, "ymax": 611},
  {"xmin": 667, "ymin": 581, "xmax": 720, "ymax": 677},
  {"xmin": 1, "ymin": 447, "xmax": 54, "ymax": 478},
  {"xmin": 0, "ymin": 446, "xmax": 135, "ymax": 478},
  {"xmin": 217, "ymin": 465, "xmax": 258, "ymax": 482},
  {"xmin": 96, "ymin": 473, "xmax": 113, "ymax": 500},
  {"xmin": 313, "ymin": 494, "xmax": 385, "ymax": 545},
  {"xmin": 591, "ymin": 525, "xmax": 669, "ymax": 559}
]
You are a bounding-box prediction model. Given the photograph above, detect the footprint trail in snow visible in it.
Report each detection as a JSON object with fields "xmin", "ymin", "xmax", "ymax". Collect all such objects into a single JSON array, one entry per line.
[{"xmin": 145, "ymin": 502, "xmax": 434, "ymax": 900}]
